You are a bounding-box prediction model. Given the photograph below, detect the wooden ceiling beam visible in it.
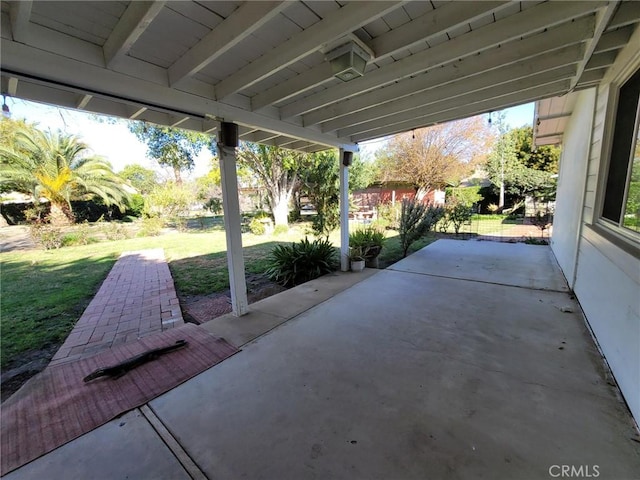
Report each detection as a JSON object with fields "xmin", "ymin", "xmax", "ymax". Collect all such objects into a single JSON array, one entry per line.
[
  {"xmin": 9, "ymin": 0, "xmax": 32, "ymax": 43},
  {"xmin": 214, "ymin": 1, "xmax": 404, "ymax": 100},
  {"xmin": 340, "ymin": 67, "xmax": 575, "ymax": 137},
  {"xmin": 320, "ymin": 45, "xmax": 584, "ymax": 132},
  {"xmin": 103, "ymin": 1, "xmax": 165, "ymax": 67},
  {"xmin": 351, "ymin": 81, "xmax": 571, "ymax": 143},
  {"xmin": 303, "ymin": 16, "xmax": 594, "ymax": 127},
  {"xmin": 281, "ymin": 1, "xmax": 604, "ymax": 119},
  {"xmin": 168, "ymin": 1, "xmax": 288, "ymax": 86}
]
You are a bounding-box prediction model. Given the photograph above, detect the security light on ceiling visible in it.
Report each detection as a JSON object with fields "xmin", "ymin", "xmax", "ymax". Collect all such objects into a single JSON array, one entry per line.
[{"xmin": 326, "ymin": 42, "xmax": 370, "ymax": 82}]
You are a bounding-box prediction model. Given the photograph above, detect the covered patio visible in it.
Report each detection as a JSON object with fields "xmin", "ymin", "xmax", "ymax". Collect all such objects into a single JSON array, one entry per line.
[
  {"xmin": 5, "ymin": 240, "xmax": 639, "ymax": 479},
  {"xmin": 2, "ymin": 2, "xmax": 640, "ymax": 478},
  {"xmin": 3, "ymin": 0, "xmax": 639, "ymax": 316}
]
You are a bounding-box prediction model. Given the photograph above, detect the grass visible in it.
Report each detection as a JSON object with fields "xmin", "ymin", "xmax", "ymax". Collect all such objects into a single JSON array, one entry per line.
[
  {"xmin": 436, "ymin": 213, "xmax": 524, "ymax": 235},
  {"xmin": 0, "ymin": 219, "xmax": 431, "ymax": 369},
  {"xmin": 377, "ymin": 231, "xmax": 437, "ymax": 268}
]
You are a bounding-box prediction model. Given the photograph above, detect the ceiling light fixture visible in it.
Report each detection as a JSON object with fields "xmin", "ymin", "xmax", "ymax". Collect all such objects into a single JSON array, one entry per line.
[{"xmin": 326, "ymin": 41, "xmax": 371, "ymax": 82}]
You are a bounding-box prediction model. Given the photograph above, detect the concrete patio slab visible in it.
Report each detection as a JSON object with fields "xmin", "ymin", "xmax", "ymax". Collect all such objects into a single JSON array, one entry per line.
[
  {"xmin": 149, "ymin": 241, "xmax": 639, "ymax": 480},
  {"xmin": 3, "ymin": 409, "xmax": 190, "ymax": 480},
  {"xmin": 202, "ymin": 269, "xmax": 378, "ymax": 347},
  {"xmin": 389, "ymin": 239, "xmax": 569, "ymax": 292}
]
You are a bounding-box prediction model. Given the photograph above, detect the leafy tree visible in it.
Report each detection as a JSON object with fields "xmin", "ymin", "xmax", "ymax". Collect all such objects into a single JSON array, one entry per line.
[
  {"xmin": 119, "ymin": 163, "xmax": 158, "ymax": 194},
  {"xmin": 298, "ymin": 151, "xmax": 376, "ymax": 236},
  {"xmin": 195, "ymin": 166, "xmax": 222, "ymax": 200},
  {"xmin": 349, "ymin": 154, "xmax": 376, "ymax": 192},
  {"xmin": 301, "ymin": 151, "xmax": 340, "ymax": 236},
  {"xmin": 128, "ymin": 123, "xmax": 209, "ymax": 184},
  {"xmin": 376, "ymin": 117, "xmax": 491, "ymax": 199},
  {"xmin": 446, "ymin": 186, "xmax": 483, "ymax": 207},
  {"xmin": 236, "ymin": 143, "xmax": 303, "ymax": 227},
  {"xmin": 0, "ymin": 127, "xmax": 129, "ymax": 224},
  {"xmin": 485, "ymin": 124, "xmax": 557, "ymax": 207},
  {"xmin": 144, "ymin": 181, "xmax": 195, "ymax": 227},
  {"xmin": 0, "ymin": 118, "xmax": 38, "ymax": 194},
  {"xmin": 511, "ymin": 126, "xmax": 560, "ymax": 173}
]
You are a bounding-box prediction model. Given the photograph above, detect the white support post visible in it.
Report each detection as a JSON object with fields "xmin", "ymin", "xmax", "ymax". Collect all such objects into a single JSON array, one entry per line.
[
  {"xmin": 217, "ymin": 129, "xmax": 248, "ymax": 316},
  {"xmin": 339, "ymin": 148, "xmax": 350, "ymax": 272}
]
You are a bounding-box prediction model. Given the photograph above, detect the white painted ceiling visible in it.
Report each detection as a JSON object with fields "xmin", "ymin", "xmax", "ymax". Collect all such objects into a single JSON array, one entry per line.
[{"xmin": 1, "ymin": 1, "xmax": 639, "ymax": 152}]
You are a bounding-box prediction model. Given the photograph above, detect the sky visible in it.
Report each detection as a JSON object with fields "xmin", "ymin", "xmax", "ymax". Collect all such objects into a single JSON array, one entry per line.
[{"xmin": 5, "ymin": 97, "xmax": 534, "ymax": 177}]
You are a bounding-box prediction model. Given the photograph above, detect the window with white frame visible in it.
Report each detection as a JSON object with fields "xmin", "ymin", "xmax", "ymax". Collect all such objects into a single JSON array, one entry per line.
[{"xmin": 602, "ymin": 68, "xmax": 640, "ymax": 235}]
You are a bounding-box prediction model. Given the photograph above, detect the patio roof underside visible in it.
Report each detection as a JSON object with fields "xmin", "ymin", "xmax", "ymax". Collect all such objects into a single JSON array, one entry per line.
[{"xmin": 1, "ymin": 1, "xmax": 639, "ymax": 153}]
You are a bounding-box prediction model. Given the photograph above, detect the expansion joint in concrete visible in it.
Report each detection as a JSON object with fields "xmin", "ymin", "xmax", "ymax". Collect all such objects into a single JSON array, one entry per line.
[
  {"xmin": 140, "ymin": 405, "xmax": 209, "ymax": 480},
  {"xmin": 388, "ymin": 267, "xmax": 570, "ymax": 294}
]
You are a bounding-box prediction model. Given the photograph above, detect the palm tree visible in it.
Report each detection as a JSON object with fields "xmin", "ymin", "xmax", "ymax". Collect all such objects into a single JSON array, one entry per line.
[{"xmin": 0, "ymin": 126, "xmax": 130, "ymax": 224}]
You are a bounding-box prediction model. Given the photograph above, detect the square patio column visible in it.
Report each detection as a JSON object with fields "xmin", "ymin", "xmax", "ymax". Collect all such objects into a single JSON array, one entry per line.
[
  {"xmin": 217, "ymin": 122, "xmax": 248, "ymax": 316},
  {"xmin": 339, "ymin": 148, "xmax": 350, "ymax": 272}
]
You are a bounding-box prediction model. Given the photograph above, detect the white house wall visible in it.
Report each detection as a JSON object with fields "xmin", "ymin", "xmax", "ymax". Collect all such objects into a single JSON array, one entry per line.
[
  {"xmin": 551, "ymin": 88, "xmax": 596, "ymax": 287},
  {"xmin": 554, "ymin": 30, "xmax": 640, "ymax": 422},
  {"xmin": 573, "ymin": 230, "xmax": 640, "ymax": 422}
]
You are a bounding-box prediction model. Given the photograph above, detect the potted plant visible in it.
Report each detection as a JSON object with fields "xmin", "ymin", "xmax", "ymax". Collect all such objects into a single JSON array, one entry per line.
[
  {"xmin": 349, "ymin": 246, "xmax": 366, "ymax": 272},
  {"xmin": 349, "ymin": 226, "xmax": 386, "ymax": 268}
]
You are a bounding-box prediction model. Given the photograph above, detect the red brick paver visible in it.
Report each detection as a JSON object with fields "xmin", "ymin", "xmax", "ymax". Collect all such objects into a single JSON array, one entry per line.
[{"xmin": 49, "ymin": 249, "xmax": 184, "ymax": 366}]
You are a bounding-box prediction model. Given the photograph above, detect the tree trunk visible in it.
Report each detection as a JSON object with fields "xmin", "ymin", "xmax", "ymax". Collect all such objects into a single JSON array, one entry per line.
[
  {"xmin": 415, "ymin": 187, "xmax": 431, "ymax": 203},
  {"xmin": 49, "ymin": 202, "xmax": 74, "ymax": 226},
  {"xmin": 272, "ymin": 195, "xmax": 290, "ymax": 226},
  {"xmin": 174, "ymin": 166, "xmax": 183, "ymax": 185}
]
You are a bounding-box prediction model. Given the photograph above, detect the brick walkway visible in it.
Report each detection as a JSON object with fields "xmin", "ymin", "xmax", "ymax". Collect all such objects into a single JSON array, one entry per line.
[{"xmin": 49, "ymin": 249, "xmax": 183, "ymax": 367}]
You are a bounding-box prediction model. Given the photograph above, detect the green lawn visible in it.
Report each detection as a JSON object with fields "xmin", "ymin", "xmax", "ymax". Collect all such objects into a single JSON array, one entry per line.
[
  {"xmin": 0, "ymin": 221, "xmax": 435, "ymax": 369},
  {"xmin": 436, "ymin": 214, "xmax": 523, "ymax": 235}
]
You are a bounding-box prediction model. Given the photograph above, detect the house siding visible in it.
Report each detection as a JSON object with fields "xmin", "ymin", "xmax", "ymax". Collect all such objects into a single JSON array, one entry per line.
[
  {"xmin": 553, "ymin": 28, "xmax": 640, "ymax": 423},
  {"xmin": 551, "ymin": 88, "xmax": 595, "ymax": 285}
]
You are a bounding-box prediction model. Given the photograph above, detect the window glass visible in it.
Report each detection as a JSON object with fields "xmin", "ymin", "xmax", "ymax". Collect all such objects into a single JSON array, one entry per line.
[
  {"xmin": 622, "ymin": 119, "xmax": 640, "ymax": 232},
  {"xmin": 602, "ymin": 67, "xmax": 640, "ymax": 237}
]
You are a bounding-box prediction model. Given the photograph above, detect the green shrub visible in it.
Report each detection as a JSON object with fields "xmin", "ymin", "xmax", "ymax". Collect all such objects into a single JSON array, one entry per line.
[
  {"xmin": 437, "ymin": 213, "xmax": 452, "ymax": 233},
  {"xmin": 61, "ymin": 221, "xmax": 96, "ymax": 246},
  {"xmin": 203, "ymin": 197, "xmax": 223, "ymax": 215},
  {"xmin": 22, "ymin": 204, "xmax": 47, "ymax": 224},
  {"xmin": 144, "ymin": 182, "xmax": 194, "ymax": 219},
  {"xmin": 30, "ymin": 224, "xmax": 64, "ymax": 250},
  {"xmin": 138, "ymin": 217, "xmax": 164, "ymax": 237},
  {"xmin": 288, "ymin": 209, "xmax": 301, "ymax": 223},
  {"xmin": 249, "ymin": 217, "xmax": 266, "ymax": 235},
  {"xmin": 445, "ymin": 186, "xmax": 482, "ymax": 207},
  {"xmin": 103, "ymin": 222, "xmax": 130, "ymax": 240},
  {"xmin": 125, "ymin": 194, "xmax": 145, "ymax": 217},
  {"xmin": 377, "ymin": 202, "xmax": 402, "ymax": 230},
  {"xmin": 265, "ymin": 237, "xmax": 337, "ymax": 287},
  {"xmin": 273, "ymin": 224, "xmax": 289, "ymax": 235},
  {"xmin": 399, "ymin": 199, "xmax": 444, "ymax": 257},
  {"xmin": 348, "ymin": 245, "xmax": 366, "ymax": 261},
  {"xmin": 349, "ymin": 226, "xmax": 385, "ymax": 259},
  {"xmin": 370, "ymin": 218, "xmax": 390, "ymax": 230},
  {"xmin": 311, "ymin": 205, "xmax": 339, "ymax": 237},
  {"xmin": 448, "ymin": 203, "xmax": 473, "ymax": 234},
  {"xmin": 171, "ymin": 217, "xmax": 189, "ymax": 232},
  {"xmin": 253, "ymin": 210, "xmax": 271, "ymax": 219},
  {"xmin": 61, "ymin": 233, "xmax": 80, "ymax": 247},
  {"xmin": 524, "ymin": 236, "xmax": 548, "ymax": 245}
]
